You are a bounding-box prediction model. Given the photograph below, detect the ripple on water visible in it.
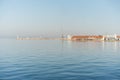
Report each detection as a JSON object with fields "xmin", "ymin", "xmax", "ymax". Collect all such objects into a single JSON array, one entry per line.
[{"xmin": 1, "ymin": 40, "xmax": 120, "ymax": 80}]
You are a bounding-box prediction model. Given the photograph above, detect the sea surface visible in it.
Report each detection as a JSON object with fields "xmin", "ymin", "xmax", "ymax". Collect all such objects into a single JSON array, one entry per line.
[{"xmin": 1, "ymin": 39, "xmax": 120, "ymax": 80}]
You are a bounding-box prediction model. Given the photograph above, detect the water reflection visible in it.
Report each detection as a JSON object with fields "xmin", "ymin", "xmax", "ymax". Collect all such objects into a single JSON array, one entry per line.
[
  {"xmin": 102, "ymin": 41, "xmax": 119, "ymax": 52},
  {"xmin": 66, "ymin": 40, "xmax": 120, "ymax": 52}
]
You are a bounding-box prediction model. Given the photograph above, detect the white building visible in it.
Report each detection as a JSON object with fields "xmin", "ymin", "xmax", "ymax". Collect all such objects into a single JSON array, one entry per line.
[
  {"xmin": 103, "ymin": 34, "xmax": 118, "ymax": 41},
  {"xmin": 67, "ymin": 35, "xmax": 72, "ymax": 40}
]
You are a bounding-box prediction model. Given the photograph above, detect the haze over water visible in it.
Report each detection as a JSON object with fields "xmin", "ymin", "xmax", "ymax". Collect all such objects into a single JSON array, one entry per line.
[{"xmin": 1, "ymin": 39, "xmax": 120, "ymax": 80}]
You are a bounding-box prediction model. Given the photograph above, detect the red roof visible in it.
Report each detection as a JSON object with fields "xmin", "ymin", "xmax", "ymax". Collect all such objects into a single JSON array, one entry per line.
[
  {"xmin": 71, "ymin": 35, "xmax": 103, "ymax": 40},
  {"xmin": 117, "ymin": 36, "xmax": 120, "ymax": 38}
]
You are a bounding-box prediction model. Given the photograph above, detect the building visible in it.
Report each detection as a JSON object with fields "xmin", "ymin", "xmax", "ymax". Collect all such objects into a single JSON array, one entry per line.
[
  {"xmin": 69, "ymin": 35, "xmax": 103, "ymax": 41},
  {"xmin": 68, "ymin": 34, "xmax": 120, "ymax": 41},
  {"xmin": 103, "ymin": 34, "xmax": 117, "ymax": 41},
  {"xmin": 117, "ymin": 36, "xmax": 120, "ymax": 40}
]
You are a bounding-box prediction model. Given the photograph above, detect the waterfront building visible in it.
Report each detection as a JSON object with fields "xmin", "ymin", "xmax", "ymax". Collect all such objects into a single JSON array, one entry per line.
[
  {"xmin": 67, "ymin": 35, "xmax": 72, "ymax": 40},
  {"xmin": 117, "ymin": 36, "xmax": 120, "ymax": 40},
  {"xmin": 68, "ymin": 34, "xmax": 120, "ymax": 41},
  {"xmin": 103, "ymin": 34, "xmax": 117, "ymax": 41},
  {"xmin": 70, "ymin": 35, "xmax": 103, "ymax": 41}
]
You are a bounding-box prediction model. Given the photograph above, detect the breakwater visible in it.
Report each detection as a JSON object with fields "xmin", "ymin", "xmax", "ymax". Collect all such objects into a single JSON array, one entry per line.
[{"xmin": 17, "ymin": 37, "xmax": 67, "ymax": 40}]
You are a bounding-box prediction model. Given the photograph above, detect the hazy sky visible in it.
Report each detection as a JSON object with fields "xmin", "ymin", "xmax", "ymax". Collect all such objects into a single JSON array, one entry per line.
[{"xmin": 0, "ymin": 0, "xmax": 120, "ymax": 37}]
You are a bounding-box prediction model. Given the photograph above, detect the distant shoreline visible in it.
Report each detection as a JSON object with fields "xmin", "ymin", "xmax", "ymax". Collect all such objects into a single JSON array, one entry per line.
[
  {"xmin": 16, "ymin": 38, "xmax": 120, "ymax": 42},
  {"xmin": 16, "ymin": 34, "xmax": 120, "ymax": 41},
  {"xmin": 16, "ymin": 37, "xmax": 68, "ymax": 40}
]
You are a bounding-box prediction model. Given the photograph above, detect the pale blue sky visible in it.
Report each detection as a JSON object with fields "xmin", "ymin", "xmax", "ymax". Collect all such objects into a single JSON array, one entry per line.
[{"xmin": 0, "ymin": 0, "xmax": 120, "ymax": 37}]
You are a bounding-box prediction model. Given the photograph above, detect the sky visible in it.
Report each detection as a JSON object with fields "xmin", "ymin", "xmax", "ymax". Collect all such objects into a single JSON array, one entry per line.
[{"xmin": 0, "ymin": 0, "xmax": 120, "ymax": 37}]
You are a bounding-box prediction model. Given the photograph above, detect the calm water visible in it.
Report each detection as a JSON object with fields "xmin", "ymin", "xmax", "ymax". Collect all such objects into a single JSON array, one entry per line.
[{"xmin": 1, "ymin": 39, "xmax": 120, "ymax": 80}]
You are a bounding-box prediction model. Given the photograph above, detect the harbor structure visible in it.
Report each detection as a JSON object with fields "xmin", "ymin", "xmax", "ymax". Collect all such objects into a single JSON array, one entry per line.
[
  {"xmin": 67, "ymin": 35, "xmax": 72, "ymax": 40},
  {"xmin": 103, "ymin": 34, "xmax": 117, "ymax": 41},
  {"xmin": 68, "ymin": 34, "xmax": 120, "ymax": 41},
  {"xmin": 16, "ymin": 34, "xmax": 120, "ymax": 41},
  {"xmin": 69, "ymin": 35, "xmax": 103, "ymax": 41},
  {"xmin": 117, "ymin": 36, "xmax": 120, "ymax": 40}
]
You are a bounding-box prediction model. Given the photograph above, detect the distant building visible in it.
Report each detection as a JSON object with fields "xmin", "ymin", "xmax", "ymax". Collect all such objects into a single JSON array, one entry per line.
[
  {"xmin": 103, "ymin": 34, "xmax": 117, "ymax": 41},
  {"xmin": 117, "ymin": 36, "xmax": 120, "ymax": 40},
  {"xmin": 67, "ymin": 35, "xmax": 72, "ymax": 40},
  {"xmin": 68, "ymin": 34, "xmax": 120, "ymax": 41},
  {"xmin": 70, "ymin": 35, "xmax": 103, "ymax": 41}
]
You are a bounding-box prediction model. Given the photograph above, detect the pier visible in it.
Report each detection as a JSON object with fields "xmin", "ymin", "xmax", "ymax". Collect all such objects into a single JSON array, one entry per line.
[{"xmin": 16, "ymin": 37, "xmax": 68, "ymax": 40}]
